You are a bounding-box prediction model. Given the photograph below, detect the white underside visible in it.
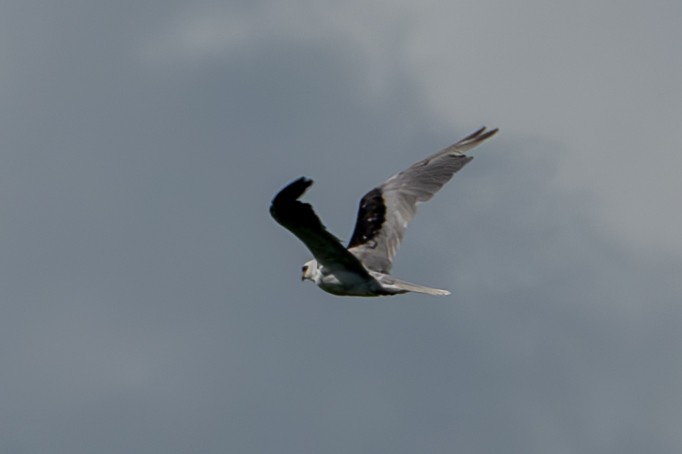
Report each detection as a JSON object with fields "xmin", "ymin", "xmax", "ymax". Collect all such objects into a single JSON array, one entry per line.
[
  {"xmin": 315, "ymin": 269, "xmax": 394, "ymax": 296},
  {"xmin": 308, "ymin": 263, "xmax": 449, "ymax": 297}
]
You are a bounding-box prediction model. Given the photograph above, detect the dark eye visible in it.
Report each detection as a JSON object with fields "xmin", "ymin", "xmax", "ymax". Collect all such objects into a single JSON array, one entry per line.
[{"xmin": 302, "ymin": 265, "xmax": 308, "ymax": 273}]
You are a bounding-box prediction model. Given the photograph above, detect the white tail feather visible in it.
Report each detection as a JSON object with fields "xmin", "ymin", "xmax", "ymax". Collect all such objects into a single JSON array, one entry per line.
[{"xmin": 382, "ymin": 276, "xmax": 451, "ymax": 296}]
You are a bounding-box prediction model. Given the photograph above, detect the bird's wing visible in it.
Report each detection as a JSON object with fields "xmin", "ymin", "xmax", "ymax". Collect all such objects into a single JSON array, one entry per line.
[
  {"xmin": 270, "ymin": 177, "xmax": 372, "ymax": 277},
  {"xmin": 347, "ymin": 127, "xmax": 498, "ymax": 273}
]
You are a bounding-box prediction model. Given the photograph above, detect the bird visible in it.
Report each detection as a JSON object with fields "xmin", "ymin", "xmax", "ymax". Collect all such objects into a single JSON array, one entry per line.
[{"xmin": 270, "ymin": 126, "xmax": 498, "ymax": 297}]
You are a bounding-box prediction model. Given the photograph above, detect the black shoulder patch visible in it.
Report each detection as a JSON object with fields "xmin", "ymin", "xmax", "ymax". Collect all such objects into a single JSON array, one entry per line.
[{"xmin": 347, "ymin": 188, "xmax": 386, "ymax": 248}]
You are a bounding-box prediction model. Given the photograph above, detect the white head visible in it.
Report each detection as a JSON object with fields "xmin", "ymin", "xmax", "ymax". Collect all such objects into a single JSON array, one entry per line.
[{"xmin": 301, "ymin": 259, "xmax": 318, "ymax": 283}]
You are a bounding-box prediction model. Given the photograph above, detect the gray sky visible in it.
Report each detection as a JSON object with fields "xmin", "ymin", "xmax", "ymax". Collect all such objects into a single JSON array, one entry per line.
[{"xmin": 2, "ymin": 1, "xmax": 681, "ymax": 453}]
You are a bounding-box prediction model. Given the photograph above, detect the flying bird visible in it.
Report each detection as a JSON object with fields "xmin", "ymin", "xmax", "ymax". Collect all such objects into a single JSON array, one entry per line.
[{"xmin": 270, "ymin": 127, "xmax": 498, "ymax": 297}]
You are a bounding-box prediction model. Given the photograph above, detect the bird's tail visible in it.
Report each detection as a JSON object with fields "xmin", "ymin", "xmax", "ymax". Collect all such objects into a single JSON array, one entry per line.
[{"xmin": 384, "ymin": 276, "xmax": 451, "ymax": 296}]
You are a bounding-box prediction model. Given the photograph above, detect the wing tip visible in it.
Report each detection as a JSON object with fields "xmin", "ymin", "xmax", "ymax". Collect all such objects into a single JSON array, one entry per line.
[
  {"xmin": 289, "ymin": 176, "xmax": 314, "ymax": 191},
  {"xmin": 270, "ymin": 176, "xmax": 316, "ymax": 223},
  {"xmin": 447, "ymin": 126, "xmax": 498, "ymax": 155},
  {"xmin": 467, "ymin": 126, "xmax": 499, "ymax": 141},
  {"xmin": 272, "ymin": 176, "xmax": 314, "ymax": 203}
]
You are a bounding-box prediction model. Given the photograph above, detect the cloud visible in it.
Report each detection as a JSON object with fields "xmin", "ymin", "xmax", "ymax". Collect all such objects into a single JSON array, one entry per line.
[
  {"xmin": 142, "ymin": 0, "xmax": 682, "ymax": 256},
  {"xmin": 1, "ymin": 0, "xmax": 681, "ymax": 453},
  {"xmin": 398, "ymin": 0, "xmax": 682, "ymax": 256}
]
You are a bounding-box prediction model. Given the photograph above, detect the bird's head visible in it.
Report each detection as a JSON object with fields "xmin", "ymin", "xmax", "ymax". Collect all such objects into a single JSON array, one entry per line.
[{"xmin": 301, "ymin": 259, "xmax": 317, "ymax": 282}]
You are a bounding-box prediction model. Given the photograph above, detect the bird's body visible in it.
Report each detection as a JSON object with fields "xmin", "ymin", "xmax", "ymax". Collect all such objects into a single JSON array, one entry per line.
[
  {"xmin": 303, "ymin": 260, "xmax": 388, "ymax": 296},
  {"xmin": 302, "ymin": 258, "xmax": 451, "ymax": 296},
  {"xmin": 270, "ymin": 127, "xmax": 498, "ymax": 297}
]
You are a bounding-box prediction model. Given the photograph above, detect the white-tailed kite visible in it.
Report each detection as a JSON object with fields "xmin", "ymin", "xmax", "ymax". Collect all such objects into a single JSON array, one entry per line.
[{"xmin": 270, "ymin": 127, "xmax": 498, "ymax": 297}]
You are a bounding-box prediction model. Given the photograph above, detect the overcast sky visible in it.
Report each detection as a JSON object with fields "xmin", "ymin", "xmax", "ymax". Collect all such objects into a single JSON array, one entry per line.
[{"xmin": 2, "ymin": 1, "xmax": 681, "ymax": 453}]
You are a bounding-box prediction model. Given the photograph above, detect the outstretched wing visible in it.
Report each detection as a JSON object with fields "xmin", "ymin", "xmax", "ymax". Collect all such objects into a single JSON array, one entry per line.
[
  {"xmin": 270, "ymin": 177, "xmax": 372, "ymax": 277},
  {"xmin": 347, "ymin": 127, "xmax": 498, "ymax": 273}
]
